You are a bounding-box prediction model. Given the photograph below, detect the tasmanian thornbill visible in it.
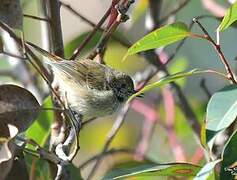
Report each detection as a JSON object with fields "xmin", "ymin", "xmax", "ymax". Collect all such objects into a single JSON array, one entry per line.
[{"xmin": 27, "ymin": 42, "xmax": 140, "ymax": 120}]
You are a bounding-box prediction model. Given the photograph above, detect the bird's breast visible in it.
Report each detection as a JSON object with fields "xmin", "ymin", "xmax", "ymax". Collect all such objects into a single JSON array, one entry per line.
[
  {"xmin": 53, "ymin": 72, "xmax": 122, "ymax": 120},
  {"xmin": 64, "ymin": 87, "xmax": 121, "ymax": 120}
]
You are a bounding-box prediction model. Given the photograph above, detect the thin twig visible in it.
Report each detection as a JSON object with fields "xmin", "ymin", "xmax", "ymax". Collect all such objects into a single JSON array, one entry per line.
[
  {"xmin": 1, "ymin": 51, "xmax": 27, "ymax": 60},
  {"xmin": 23, "ymin": 14, "xmax": 49, "ymax": 22},
  {"xmin": 60, "ymin": 1, "xmax": 99, "ymax": 28},
  {"xmin": 0, "ymin": 21, "xmax": 52, "ymax": 81},
  {"xmin": 87, "ymin": 0, "xmax": 134, "ymax": 61},
  {"xmin": 16, "ymin": 137, "xmax": 64, "ymax": 165},
  {"xmin": 81, "ymin": 117, "xmax": 97, "ymax": 127},
  {"xmin": 85, "ymin": 3, "xmax": 135, "ymax": 176},
  {"xmin": 63, "ymin": 1, "xmax": 112, "ymax": 60},
  {"xmin": 43, "ymin": 2, "xmax": 73, "ymax": 179},
  {"xmin": 193, "ymin": 18, "xmax": 237, "ymax": 84},
  {"xmin": 60, "ymin": 0, "xmax": 130, "ymax": 49}
]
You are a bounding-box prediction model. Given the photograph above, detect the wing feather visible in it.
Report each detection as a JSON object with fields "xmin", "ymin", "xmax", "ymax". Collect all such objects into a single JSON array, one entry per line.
[{"xmin": 49, "ymin": 59, "xmax": 109, "ymax": 91}]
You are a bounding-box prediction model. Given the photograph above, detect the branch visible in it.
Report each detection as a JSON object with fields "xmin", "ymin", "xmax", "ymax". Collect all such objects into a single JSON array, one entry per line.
[
  {"xmin": 0, "ymin": 21, "xmax": 52, "ymax": 81},
  {"xmin": 193, "ymin": 18, "xmax": 237, "ymax": 84},
  {"xmin": 23, "ymin": 14, "xmax": 49, "ymax": 22},
  {"xmin": 87, "ymin": 0, "xmax": 134, "ymax": 62},
  {"xmin": 1, "ymin": 51, "xmax": 27, "ymax": 60},
  {"xmin": 44, "ymin": 0, "xmax": 67, "ymax": 178},
  {"xmin": 60, "ymin": 1, "xmax": 131, "ymax": 56},
  {"xmin": 63, "ymin": 1, "xmax": 112, "ymax": 60},
  {"xmin": 46, "ymin": 0, "xmax": 64, "ymax": 57}
]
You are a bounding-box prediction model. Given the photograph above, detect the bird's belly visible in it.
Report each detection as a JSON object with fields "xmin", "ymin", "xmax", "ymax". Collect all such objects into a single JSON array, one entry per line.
[
  {"xmin": 65, "ymin": 88, "xmax": 120, "ymax": 120},
  {"xmin": 54, "ymin": 74, "xmax": 121, "ymax": 120}
]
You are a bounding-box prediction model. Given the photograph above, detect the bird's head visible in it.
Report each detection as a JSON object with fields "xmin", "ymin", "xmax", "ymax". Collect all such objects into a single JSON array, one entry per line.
[{"xmin": 108, "ymin": 72, "xmax": 136, "ymax": 102}]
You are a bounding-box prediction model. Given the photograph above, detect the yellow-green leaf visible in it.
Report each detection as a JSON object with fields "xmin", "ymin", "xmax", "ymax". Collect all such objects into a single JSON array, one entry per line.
[
  {"xmin": 123, "ymin": 22, "xmax": 190, "ymax": 60},
  {"xmin": 218, "ymin": 2, "xmax": 237, "ymax": 31},
  {"xmin": 128, "ymin": 69, "xmax": 207, "ymax": 102},
  {"xmin": 103, "ymin": 162, "xmax": 201, "ymax": 179}
]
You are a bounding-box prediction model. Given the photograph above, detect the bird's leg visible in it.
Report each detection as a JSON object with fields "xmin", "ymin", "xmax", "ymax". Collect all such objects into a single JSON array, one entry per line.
[
  {"xmin": 63, "ymin": 92, "xmax": 82, "ymax": 132},
  {"xmin": 71, "ymin": 111, "xmax": 82, "ymax": 131}
]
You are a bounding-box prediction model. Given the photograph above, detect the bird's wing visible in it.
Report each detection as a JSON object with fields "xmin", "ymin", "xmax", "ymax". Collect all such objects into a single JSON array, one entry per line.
[
  {"xmin": 50, "ymin": 59, "xmax": 110, "ymax": 91},
  {"xmin": 27, "ymin": 42, "xmax": 64, "ymax": 62},
  {"xmin": 27, "ymin": 42, "xmax": 109, "ymax": 90}
]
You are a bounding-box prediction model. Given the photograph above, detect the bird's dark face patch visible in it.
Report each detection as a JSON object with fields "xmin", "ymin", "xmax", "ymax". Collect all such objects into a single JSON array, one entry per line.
[{"xmin": 109, "ymin": 73, "xmax": 135, "ymax": 102}]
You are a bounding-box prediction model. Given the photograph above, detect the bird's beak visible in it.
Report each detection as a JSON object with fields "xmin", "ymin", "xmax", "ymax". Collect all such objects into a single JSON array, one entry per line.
[{"xmin": 133, "ymin": 90, "xmax": 144, "ymax": 98}]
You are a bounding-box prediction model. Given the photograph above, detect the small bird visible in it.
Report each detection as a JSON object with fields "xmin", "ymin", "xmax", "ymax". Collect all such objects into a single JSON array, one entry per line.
[{"xmin": 28, "ymin": 43, "xmax": 137, "ymax": 120}]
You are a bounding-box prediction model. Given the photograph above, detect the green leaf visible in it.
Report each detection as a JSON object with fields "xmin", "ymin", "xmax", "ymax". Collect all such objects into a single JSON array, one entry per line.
[
  {"xmin": 128, "ymin": 69, "xmax": 207, "ymax": 102},
  {"xmin": 26, "ymin": 96, "xmax": 53, "ymax": 146},
  {"xmin": 218, "ymin": 2, "xmax": 237, "ymax": 31},
  {"xmin": 220, "ymin": 129, "xmax": 237, "ymax": 179},
  {"xmin": 206, "ymin": 85, "xmax": 237, "ymax": 132},
  {"xmin": 123, "ymin": 22, "xmax": 190, "ymax": 60},
  {"xmin": 194, "ymin": 159, "xmax": 221, "ymax": 180},
  {"xmin": 200, "ymin": 123, "xmax": 207, "ymax": 148},
  {"xmin": 103, "ymin": 163, "xmax": 200, "ymax": 179},
  {"xmin": 25, "ymin": 97, "xmax": 53, "ymax": 179}
]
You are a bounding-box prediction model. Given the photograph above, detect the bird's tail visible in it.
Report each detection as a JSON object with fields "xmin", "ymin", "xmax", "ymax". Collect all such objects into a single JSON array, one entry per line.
[{"xmin": 26, "ymin": 41, "xmax": 64, "ymax": 63}]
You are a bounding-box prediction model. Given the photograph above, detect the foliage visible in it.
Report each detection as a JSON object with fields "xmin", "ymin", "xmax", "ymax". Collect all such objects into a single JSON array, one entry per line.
[
  {"xmin": 218, "ymin": 1, "xmax": 237, "ymax": 31},
  {"xmin": 0, "ymin": 0, "xmax": 237, "ymax": 180}
]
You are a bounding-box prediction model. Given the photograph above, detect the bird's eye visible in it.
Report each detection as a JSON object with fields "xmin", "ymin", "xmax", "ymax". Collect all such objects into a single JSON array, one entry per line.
[{"xmin": 121, "ymin": 83, "xmax": 126, "ymax": 88}]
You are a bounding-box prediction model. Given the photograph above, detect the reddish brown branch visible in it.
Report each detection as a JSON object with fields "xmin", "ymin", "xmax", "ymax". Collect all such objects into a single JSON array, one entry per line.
[
  {"xmin": 87, "ymin": 0, "xmax": 134, "ymax": 61},
  {"xmin": 64, "ymin": 2, "xmax": 112, "ymax": 60},
  {"xmin": 193, "ymin": 18, "xmax": 237, "ymax": 84},
  {"xmin": 60, "ymin": 1, "xmax": 130, "ymax": 50}
]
